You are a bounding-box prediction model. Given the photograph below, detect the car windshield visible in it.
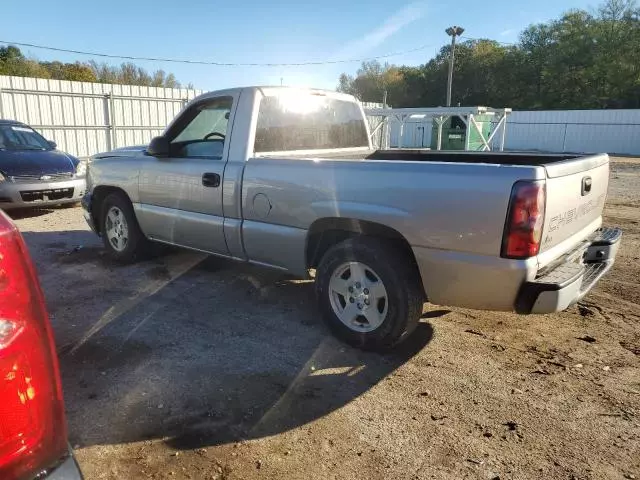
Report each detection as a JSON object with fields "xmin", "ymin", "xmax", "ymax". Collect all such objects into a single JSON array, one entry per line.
[{"xmin": 0, "ymin": 124, "xmax": 51, "ymax": 151}]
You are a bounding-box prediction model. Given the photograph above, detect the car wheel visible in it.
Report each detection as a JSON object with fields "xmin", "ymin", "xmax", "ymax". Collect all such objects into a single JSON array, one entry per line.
[
  {"xmin": 315, "ymin": 237, "xmax": 424, "ymax": 351},
  {"xmin": 101, "ymin": 192, "xmax": 149, "ymax": 263}
]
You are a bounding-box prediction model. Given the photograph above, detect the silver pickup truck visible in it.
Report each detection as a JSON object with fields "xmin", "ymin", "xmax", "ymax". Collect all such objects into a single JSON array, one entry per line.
[{"xmin": 82, "ymin": 86, "xmax": 621, "ymax": 351}]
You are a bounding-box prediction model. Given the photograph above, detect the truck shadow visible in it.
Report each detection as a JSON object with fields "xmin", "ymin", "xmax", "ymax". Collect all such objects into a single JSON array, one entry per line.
[{"xmin": 21, "ymin": 229, "xmax": 440, "ymax": 451}]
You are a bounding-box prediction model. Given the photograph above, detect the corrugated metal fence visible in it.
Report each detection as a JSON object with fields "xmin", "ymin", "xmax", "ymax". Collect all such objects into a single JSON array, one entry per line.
[
  {"xmin": 2, "ymin": 75, "xmax": 639, "ymax": 156},
  {"xmin": 506, "ymin": 110, "xmax": 640, "ymax": 155},
  {"xmin": 0, "ymin": 75, "xmax": 202, "ymax": 158}
]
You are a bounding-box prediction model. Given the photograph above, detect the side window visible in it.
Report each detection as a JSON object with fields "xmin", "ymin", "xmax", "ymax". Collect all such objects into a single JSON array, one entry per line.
[{"xmin": 169, "ymin": 96, "xmax": 233, "ymax": 159}]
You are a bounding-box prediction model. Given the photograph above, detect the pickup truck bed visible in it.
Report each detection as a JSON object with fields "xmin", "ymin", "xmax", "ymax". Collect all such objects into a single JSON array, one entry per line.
[{"xmin": 286, "ymin": 149, "xmax": 583, "ymax": 165}]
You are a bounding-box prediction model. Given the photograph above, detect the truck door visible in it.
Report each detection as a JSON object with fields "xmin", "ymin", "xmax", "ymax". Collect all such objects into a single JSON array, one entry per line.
[{"xmin": 137, "ymin": 95, "xmax": 236, "ymax": 254}]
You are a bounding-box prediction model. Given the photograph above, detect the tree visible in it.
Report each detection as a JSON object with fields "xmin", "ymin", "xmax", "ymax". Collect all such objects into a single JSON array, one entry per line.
[
  {"xmin": 0, "ymin": 45, "xmax": 187, "ymax": 88},
  {"xmin": 87, "ymin": 61, "xmax": 183, "ymax": 88},
  {"xmin": 0, "ymin": 45, "xmax": 23, "ymax": 63},
  {"xmin": 337, "ymin": 0, "xmax": 640, "ymax": 109},
  {"xmin": 337, "ymin": 60, "xmax": 405, "ymax": 104},
  {"xmin": 0, "ymin": 46, "xmax": 51, "ymax": 78},
  {"xmin": 41, "ymin": 61, "xmax": 98, "ymax": 82}
]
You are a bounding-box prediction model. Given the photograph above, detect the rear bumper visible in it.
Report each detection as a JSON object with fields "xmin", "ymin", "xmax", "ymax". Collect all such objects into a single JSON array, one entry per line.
[
  {"xmin": 516, "ymin": 227, "xmax": 622, "ymax": 314},
  {"xmin": 412, "ymin": 246, "xmax": 537, "ymax": 311},
  {"xmin": 0, "ymin": 178, "xmax": 86, "ymax": 209}
]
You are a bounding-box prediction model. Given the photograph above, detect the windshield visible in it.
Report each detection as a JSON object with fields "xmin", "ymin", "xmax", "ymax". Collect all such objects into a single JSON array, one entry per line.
[
  {"xmin": 0, "ymin": 124, "xmax": 51, "ymax": 151},
  {"xmin": 254, "ymin": 93, "xmax": 369, "ymax": 152}
]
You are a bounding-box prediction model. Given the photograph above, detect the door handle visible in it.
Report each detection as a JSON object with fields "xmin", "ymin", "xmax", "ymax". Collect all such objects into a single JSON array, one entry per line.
[{"xmin": 202, "ymin": 172, "xmax": 221, "ymax": 188}]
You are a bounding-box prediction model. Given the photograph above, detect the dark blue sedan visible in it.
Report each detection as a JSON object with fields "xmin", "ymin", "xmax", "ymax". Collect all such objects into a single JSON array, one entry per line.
[{"xmin": 0, "ymin": 120, "xmax": 86, "ymax": 209}]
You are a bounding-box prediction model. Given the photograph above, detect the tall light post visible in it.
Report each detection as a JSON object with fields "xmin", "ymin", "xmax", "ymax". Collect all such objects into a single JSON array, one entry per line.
[{"xmin": 445, "ymin": 26, "xmax": 465, "ymax": 107}]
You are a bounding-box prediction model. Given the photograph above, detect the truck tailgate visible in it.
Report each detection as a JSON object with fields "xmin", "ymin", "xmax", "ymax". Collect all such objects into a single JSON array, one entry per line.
[{"xmin": 539, "ymin": 154, "xmax": 609, "ymax": 258}]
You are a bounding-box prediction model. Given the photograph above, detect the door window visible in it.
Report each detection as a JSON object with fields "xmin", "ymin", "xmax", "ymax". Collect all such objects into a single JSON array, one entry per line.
[{"xmin": 169, "ymin": 96, "xmax": 233, "ymax": 159}]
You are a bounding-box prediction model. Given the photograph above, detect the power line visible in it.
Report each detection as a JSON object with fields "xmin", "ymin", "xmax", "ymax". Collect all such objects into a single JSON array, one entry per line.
[{"xmin": 0, "ymin": 39, "xmax": 434, "ymax": 67}]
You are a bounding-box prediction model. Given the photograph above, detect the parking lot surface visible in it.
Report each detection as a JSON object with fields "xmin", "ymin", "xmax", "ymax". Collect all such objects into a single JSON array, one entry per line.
[{"xmin": 12, "ymin": 157, "xmax": 640, "ymax": 479}]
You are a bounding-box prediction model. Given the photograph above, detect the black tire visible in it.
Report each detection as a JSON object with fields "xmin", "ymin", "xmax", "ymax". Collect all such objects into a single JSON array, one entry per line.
[
  {"xmin": 315, "ymin": 237, "xmax": 425, "ymax": 351},
  {"xmin": 100, "ymin": 192, "xmax": 149, "ymax": 263}
]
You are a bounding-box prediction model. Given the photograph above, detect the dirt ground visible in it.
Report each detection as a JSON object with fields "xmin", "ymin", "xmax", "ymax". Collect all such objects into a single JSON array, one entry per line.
[{"xmin": 11, "ymin": 157, "xmax": 640, "ymax": 480}]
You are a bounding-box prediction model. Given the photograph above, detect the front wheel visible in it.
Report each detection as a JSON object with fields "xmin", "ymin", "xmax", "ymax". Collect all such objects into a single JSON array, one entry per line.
[
  {"xmin": 315, "ymin": 237, "xmax": 424, "ymax": 351},
  {"xmin": 101, "ymin": 192, "xmax": 149, "ymax": 263}
]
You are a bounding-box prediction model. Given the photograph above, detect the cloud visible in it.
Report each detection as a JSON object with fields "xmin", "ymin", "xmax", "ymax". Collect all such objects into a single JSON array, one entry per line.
[
  {"xmin": 500, "ymin": 29, "xmax": 515, "ymax": 37},
  {"xmin": 332, "ymin": 1, "xmax": 427, "ymax": 60}
]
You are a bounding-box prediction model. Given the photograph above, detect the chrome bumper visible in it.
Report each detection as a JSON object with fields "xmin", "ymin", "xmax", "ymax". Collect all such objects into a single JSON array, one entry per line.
[
  {"xmin": 0, "ymin": 178, "xmax": 86, "ymax": 209},
  {"xmin": 516, "ymin": 227, "xmax": 622, "ymax": 314}
]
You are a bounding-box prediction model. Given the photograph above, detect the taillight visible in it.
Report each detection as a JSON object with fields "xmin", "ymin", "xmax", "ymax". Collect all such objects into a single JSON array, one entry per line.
[
  {"xmin": 501, "ymin": 181, "xmax": 546, "ymax": 259},
  {"xmin": 0, "ymin": 211, "xmax": 67, "ymax": 479}
]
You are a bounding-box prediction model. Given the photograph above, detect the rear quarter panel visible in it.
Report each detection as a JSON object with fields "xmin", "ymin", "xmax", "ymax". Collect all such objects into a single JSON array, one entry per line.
[{"xmin": 241, "ymin": 157, "xmax": 543, "ymax": 279}]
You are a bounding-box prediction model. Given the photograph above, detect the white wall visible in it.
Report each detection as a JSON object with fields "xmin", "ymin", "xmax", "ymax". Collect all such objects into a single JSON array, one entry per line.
[
  {"xmin": 372, "ymin": 109, "xmax": 640, "ymax": 155},
  {"xmin": 506, "ymin": 110, "xmax": 640, "ymax": 155},
  {"xmin": 0, "ymin": 75, "xmax": 203, "ymax": 158},
  {"xmin": 5, "ymin": 78, "xmax": 637, "ymax": 157}
]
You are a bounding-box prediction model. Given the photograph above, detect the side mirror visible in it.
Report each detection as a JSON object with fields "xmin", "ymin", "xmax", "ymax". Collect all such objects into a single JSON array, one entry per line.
[
  {"xmin": 146, "ymin": 136, "xmax": 170, "ymax": 157},
  {"xmin": 47, "ymin": 140, "xmax": 57, "ymax": 149}
]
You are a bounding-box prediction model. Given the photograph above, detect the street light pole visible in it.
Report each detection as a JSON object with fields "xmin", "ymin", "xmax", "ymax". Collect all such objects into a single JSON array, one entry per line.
[{"xmin": 445, "ymin": 25, "xmax": 465, "ymax": 107}]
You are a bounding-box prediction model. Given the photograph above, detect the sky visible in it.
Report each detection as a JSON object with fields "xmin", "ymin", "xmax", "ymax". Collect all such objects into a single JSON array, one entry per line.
[{"xmin": 3, "ymin": 0, "xmax": 598, "ymax": 93}]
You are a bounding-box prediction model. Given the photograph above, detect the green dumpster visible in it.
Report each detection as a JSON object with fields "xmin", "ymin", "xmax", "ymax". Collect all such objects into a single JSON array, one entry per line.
[{"xmin": 430, "ymin": 114, "xmax": 492, "ymax": 151}]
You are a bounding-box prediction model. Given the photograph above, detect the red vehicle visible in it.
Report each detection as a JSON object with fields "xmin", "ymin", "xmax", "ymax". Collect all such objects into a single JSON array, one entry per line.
[{"xmin": 0, "ymin": 210, "xmax": 82, "ymax": 479}]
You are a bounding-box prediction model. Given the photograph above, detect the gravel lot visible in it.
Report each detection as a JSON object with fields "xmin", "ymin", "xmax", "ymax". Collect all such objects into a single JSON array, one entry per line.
[{"xmin": 11, "ymin": 157, "xmax": 640, "ymax": 480}]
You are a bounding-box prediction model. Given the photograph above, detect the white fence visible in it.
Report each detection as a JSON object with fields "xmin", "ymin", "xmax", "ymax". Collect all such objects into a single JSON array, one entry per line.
[
  {"xmin": 375, "ymin": 108, "xmax": 640, "ymax": 155},
  {"xmin": 506, "ymin": 110, "xmax": 640, "ymax": 155},
  {"xmin": 0, "ymin": 75, "xmax": 203, "ymax": 158},
  {"xmin": 3, "ymin": 75, "xmax": 638, "ymax": 157}
]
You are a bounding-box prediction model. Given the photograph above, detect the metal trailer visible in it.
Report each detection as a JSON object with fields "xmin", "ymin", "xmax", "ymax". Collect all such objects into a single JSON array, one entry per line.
[{"xmin": 365, "ymin": 106, "xmax": 512, "ymax": 152}]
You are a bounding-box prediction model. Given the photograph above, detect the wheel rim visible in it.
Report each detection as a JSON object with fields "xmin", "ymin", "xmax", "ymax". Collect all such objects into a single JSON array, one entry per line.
[
  {"xmin": 328, "ymin": 261, "xmax": 388, "ymax": 333},
  {"xmin": 105, "ymin": 206, "xmax": 129, "ymax": 252}
]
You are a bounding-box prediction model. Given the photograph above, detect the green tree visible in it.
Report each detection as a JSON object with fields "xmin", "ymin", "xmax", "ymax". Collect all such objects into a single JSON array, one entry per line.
[
  {"xmin": 337, "ymin": 60, "xmax": 405, "ymax": 104},
  {"xmin": 0, "ymin": 46, "xmax": 51, "ymax": 78},
  {"xmin": 41, "ymin": 61, "xmax": 98, "ymax": 82},
  {"xmin": 337, "ymin": 0, "xmax": 640, "ymax": 110},
  {"xmin": 88, "ymin": 61, "xmax": 183, "ymax": 88},
  {"xmin": 0, "ymin": 45, "xmax": 187, "ymax": 88}
]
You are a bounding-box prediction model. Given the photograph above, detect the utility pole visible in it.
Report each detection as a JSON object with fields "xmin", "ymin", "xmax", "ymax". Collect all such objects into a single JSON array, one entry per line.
[{"xmin": 445, "ymin": 25, "xmax": 465, "ymax": 107}]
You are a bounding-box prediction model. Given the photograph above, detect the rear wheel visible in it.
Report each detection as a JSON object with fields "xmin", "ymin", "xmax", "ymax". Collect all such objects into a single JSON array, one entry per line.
[
  {"xmin": 315, "ymin": 237, "xmax": 424, "ymax": 351},
  {"xmin": 101, "ymin": 192, "xmax": 149, "ymax": 263}
]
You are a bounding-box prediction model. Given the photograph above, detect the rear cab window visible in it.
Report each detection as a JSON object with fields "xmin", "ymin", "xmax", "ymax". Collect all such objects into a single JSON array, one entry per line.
[{"xmin": 254, "ymin": 91, "xmax": 369, "ymax": 153}]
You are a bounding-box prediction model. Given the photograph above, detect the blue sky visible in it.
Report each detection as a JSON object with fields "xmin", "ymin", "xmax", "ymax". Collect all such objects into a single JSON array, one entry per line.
[{"xmin": 3, "ymin": 0, "xmax": 596, "ymax": 92}]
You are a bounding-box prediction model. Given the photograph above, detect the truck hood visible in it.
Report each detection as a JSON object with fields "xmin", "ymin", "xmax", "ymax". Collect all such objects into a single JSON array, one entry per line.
[
  {"xmin": 93, "ymin": 145, "xmax": 148, "ymax": 160},
  {"xmin": 0, "ymin": 149, "xmax": 77, "ymax": 176},
  {"xmin": 112, "ymin": 145, "xmax": 148, "ymax": 152}
]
